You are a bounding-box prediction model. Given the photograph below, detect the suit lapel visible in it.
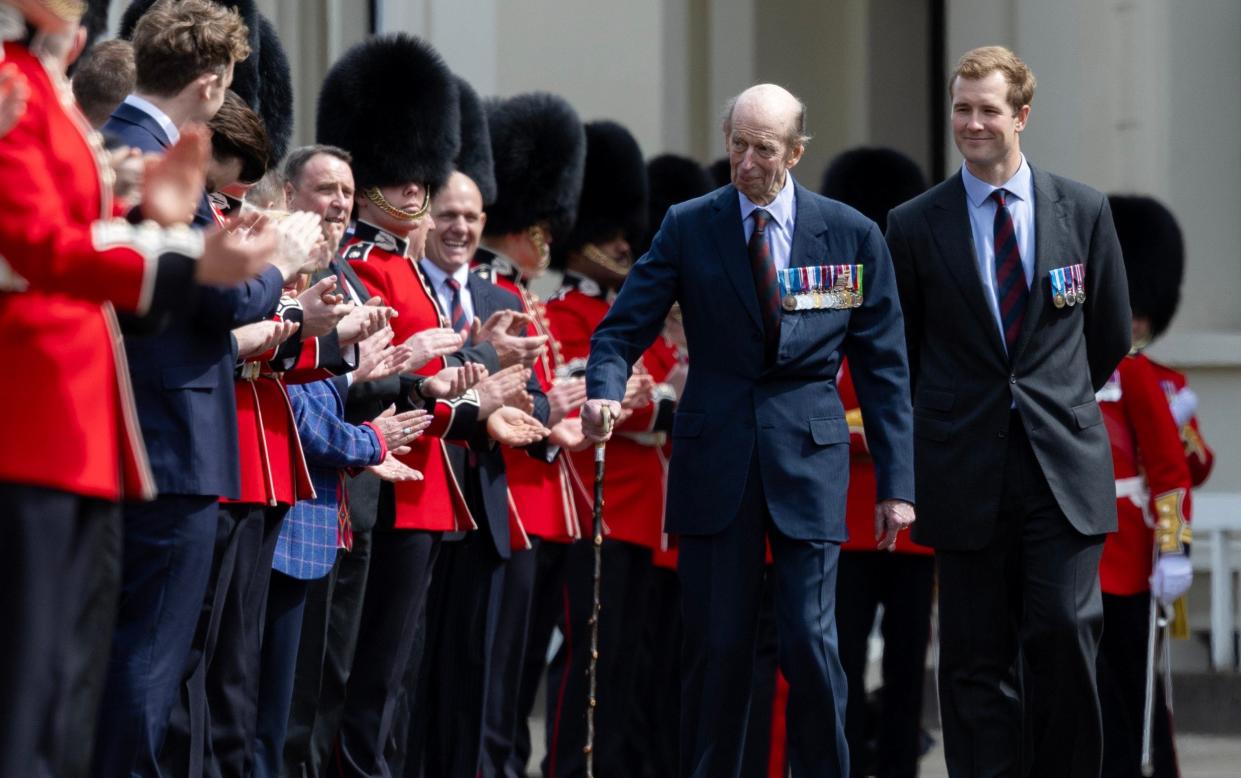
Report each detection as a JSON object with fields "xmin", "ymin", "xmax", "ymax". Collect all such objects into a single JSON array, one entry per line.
[
  {"xmin": 927, "ymin": 173, "xmax": 1007, "ymax": 363},
  {"xmin": 709, "ymin": 186, "xmax": 763, "ymax": 333},
  {"xmin": 467, "ymin": 272, "xmax": 497, "ymax": 322},
  {"xmin": 1012, "ymin": 166, "xmax": 1065, "ymax": 361},
  {"xmin": 332, "ymin": 257, "xmax": 370, "ymax": 304}
]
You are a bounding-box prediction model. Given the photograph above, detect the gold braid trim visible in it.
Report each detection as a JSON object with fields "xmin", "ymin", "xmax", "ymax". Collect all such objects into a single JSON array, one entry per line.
[
  {"xmin": 363, "ymin": 187, "xmax": 429, "ymax": 222},
  {"xmin": 1153, "ymin": 488, "xmax": 1191, "ymax": 554},
  {"xmin": 581, "ymin": 243, "xmax": 631, "ymax": 277}
]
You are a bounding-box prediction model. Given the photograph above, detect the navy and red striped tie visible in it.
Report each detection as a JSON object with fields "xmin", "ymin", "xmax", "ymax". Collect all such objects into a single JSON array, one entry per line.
[
  {"xmin": 991, "ymin": 189, "xmax": 1028, "ymax": 356},
  {"xmin": 444, "ymin": 277, "xmax": 469, "ymax": 333},
  {"xmin": 749, "ymin": 208, "xmax": 781, "ymax": 360}
]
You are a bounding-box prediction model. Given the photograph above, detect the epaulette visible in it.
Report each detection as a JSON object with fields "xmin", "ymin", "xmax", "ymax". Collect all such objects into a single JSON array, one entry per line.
[{"xmin": 342, "ymin": 242, "xmax": 374, "ymax": 263}]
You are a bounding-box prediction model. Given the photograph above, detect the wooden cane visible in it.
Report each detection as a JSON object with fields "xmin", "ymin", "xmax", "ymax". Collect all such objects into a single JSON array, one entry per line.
[{"xmin": 585, "ymin": 406, "xmax": 612, "ymax": 778}]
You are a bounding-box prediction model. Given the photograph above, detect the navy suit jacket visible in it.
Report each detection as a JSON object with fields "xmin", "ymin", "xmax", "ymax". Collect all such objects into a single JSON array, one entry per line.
[
  {"xmin": 104, "ymin": 100, "xmax": 284, "ymax": 498},
  {"xmin": 587, "ymin": 182, "xmax": 915, "ymax": 541}
]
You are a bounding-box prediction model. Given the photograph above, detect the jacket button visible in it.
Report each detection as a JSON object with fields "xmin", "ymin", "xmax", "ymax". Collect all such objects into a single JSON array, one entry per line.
[
  {"xmin": 1009, "ymin": 374, "xmax": 1017, "ymax": 384},
  {"xmin": 997, "ymin": 430, "xmax": 1007, "ymax": 439}
]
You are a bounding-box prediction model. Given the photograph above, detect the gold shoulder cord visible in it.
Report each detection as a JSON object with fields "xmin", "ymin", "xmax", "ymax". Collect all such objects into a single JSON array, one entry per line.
[{"xmin": 581, "ymin": 243, "xmax": 631, "ymax": 277}]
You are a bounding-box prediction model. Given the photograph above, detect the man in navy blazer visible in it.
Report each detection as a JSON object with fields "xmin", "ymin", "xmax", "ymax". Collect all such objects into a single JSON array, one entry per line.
[
  {"xmin": 94, "ymin": 4, "xmax": 288, "ymax": 775},
  {"xmin": 583, "ymin": 84, "xmax": 916, "ymax": 778}
]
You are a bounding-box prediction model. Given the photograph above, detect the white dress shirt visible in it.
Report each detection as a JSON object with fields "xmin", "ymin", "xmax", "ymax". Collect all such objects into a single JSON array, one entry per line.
[
  {"xmin": 738, "ymin": 173, "xmax": 797, "ymax": 272},
  {"xmin": 961, "ymin": 156, "xmax": 1036, "ymax": 352},
  {"xmin": 122, "ymin": 94, "xmax": 181, "ymax": 145}
]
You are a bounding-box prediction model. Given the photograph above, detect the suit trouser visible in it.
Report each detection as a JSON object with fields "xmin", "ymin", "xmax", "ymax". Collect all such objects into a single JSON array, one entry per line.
[
  {"xmin": 677, "ymin": 459, "xmax": 848, "ymax": 778},
  {"xmin": 543, "ymin": 537, "xmax": 653, "ymax": 778},
  {"xmin": 335, "ymin": 529, "xmax": 440, "ymax": 777},
  {"xmin": 0, "ymin": 482, "xmax": 118, "ymax": 778},
  {"xmin": 835, "ymin": 551, "xmax": 935, "ymax": 778},
  {"xmin": 161, "ymin": 503, "xmax": 288, "ymax": 778},
  {"xmin": 507, "ymin": 539, "xmax": 571, "ymax": 778},
  {"xmin": 284, "ymin": 527, "xmax": 374, "ymax": 778},
  {"xmin": 253, "ymin": 569, "xmax": 312, "ymax": 778},
  {"xmin": 478, "ymin": 543, "xmax": 539, "ymax": 777},
  {"xmin": 95, "ymin": 493, "xmax": 218, "ymax": 778},
  {"xmin": 1097, "ymin": 592, "xmax": 1178, "ymax": 778},
  {"xmin": 620, "ymin": 564, "xmax": 683, "ymax": 778},
  {"xmin": 935, "ymin": 414, "xmax": 1105, "ymax": 778}
]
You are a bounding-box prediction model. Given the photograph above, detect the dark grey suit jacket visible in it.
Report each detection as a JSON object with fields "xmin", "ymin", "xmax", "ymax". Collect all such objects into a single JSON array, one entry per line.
[{"xmin": 886, "ymin": 166, "xmax": 1131, "ymax": 550}]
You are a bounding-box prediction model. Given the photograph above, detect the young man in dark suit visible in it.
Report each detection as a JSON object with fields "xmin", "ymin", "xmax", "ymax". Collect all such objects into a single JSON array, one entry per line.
[
  {"xmin": 885, "ymin": 46, "xmax": 1132, "ymax": 777},
  {"xmin": 583, "ymin": 83, "xmax": 917, "ymax": 778}
]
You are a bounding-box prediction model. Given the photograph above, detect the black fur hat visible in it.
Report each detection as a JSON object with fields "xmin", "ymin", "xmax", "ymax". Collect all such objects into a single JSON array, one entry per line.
[
  {"xmin": 120, "ymin": 0, "xmax": 292, "ymax": 161},
  {"xmin": 454, "ymin": 76, "xmax": 496, "ymax": 206},
  {"xmin": 483, "ymin": 92, "xmax": 585, "ymax": 241},
  {"xmin": 559, "ymin": 120, "xmax": 647, "ymax": 259},
  {"xmin": 1109, "ymin": 194, "xmax": 1184, "ymax": 340},
  {"xmin": 820, "ymin": 147, "xmax": 926, "ymax": 227},
  {"xmin": 316, "ymin": 34, "xmax": 460, "ymax": 191},
  {"xmin": 708, "ymin": 157, "xmax": 732, "ymax": 188},
  {"xmin": 640, "ymin": 154, "xmax": 711, "ymax": 255}
]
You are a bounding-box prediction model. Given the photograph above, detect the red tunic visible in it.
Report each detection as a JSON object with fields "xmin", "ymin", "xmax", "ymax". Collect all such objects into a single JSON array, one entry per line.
[
  {"xmin": 472, "ymin": 253, "xmax": 582, "ymax": 548},
  {"xmin": 1148, "ymin": 359, "xmax": 1214, "ymax": 488},
  {"xmin": 344, "ymin": 222, "xmax": 475, "ymax": 532},
  {"xmin": 546, "ymin": 274, "xmax": 672, "ymax": 552},
  {"xmin": 1098, "ymin": 353, "xmax": 1193, "ymax": 595},
  {"xmin": 838, "ymin": 359, "xmax": 931, "ymax": 555},
  {"xmin": 0, "ymin": 40, "xmax": 198, "ymax": 500}
]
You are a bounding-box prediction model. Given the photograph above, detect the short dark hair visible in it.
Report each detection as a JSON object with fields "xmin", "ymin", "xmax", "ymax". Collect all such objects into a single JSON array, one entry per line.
[
  {"xmin": 209, "ymin": 90, "xmax": 270, "ymax": 184},
  {"xmin": 72, "ymin": 39, "xmax": 136, "ymax": 128},
  {"xmin": 281, "ymin": 144, "xmax": 353, "ymax": 188},
  {"xmin": 131, "ymin": 0, "xmax": 250, "ymax": 97}
]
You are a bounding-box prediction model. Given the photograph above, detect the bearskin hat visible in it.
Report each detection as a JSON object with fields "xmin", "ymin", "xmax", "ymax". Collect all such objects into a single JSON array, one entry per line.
[
  {"xmin": 558, "ymin": 120, "xmax": 647, "ymax": 261},
  {"xmin": 316, "ymin": 34, "xmax": 459, "ymax": 192},
  {"xmin": 454, "ymin": 76, "xmax": 497, "ymax": 206},
  {"xmin": 708, "ymin": 157, "xmax": 732, "ymax": 188},
  {"xmin": 1109, "ymin": 194, "xmax": 1184, "ymax": 340},
  {"xmin": 483, "ymin": 92, "xmax": 585, "ymax": 241},
  {"xmin": 640, "ymin": 153, "xmax": 711, "ymax": 255},
  {"xmin": 820, "ymin": 147, "xmax": 926, "ymax": 227},
  {"xmin": 120, "ymin": 0, "xmax": 293, "ymax": 161}
]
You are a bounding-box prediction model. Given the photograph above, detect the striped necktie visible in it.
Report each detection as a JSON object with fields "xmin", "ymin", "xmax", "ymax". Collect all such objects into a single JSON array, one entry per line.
[
  {"xmin": 748, "ymin": 208, "xmax": 780, "ymax": 360},
  {"xmin": 444, "ymin": 277, "xmax": 469, "ymax": 333},
  {"xmin": 992, "ymin": 189, "xmax": 1028, "ymax": 356}
]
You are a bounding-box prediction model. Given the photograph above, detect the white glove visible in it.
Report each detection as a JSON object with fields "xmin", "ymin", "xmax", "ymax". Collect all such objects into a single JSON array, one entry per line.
[
  {"xmin": 1169, "ymin": 387, "xmax": 1198, "ymax": 428},
  {"xmin": 1150, "ymin": 553, "xmax": 1193, "ymax": 606}
]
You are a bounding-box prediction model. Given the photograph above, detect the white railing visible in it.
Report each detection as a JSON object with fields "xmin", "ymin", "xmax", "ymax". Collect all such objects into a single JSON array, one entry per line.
[{"xmin": 1189, "ymin": 492, "xmax": 1241, "ymax": 670}]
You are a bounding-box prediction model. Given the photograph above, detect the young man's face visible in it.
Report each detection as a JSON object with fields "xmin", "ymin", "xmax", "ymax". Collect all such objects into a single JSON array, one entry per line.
[{"xmin": 951, "ymin": 70, "xmax": 1029, "ymax": 174}]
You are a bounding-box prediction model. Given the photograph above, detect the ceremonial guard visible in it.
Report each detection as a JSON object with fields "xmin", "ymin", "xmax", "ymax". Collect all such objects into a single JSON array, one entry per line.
[
  {"xmin": 820, "ymin": 147, "xmax": 934, "ymax": 778},
  {"xmin": 542, "ymin": 120, "xmax": 678, "ymax": 778},
  {"xmin": 468, "ymin": 90, "xmax": 591, "ymax": 778},
  {"xmin": 1097, "ymin": 195, "xmax": 1203, "ymax": 778},
  {"xmin": 0, "ymin": 2, "xmax": 260, "ymax": 774},
  {"xmin": 318, "ymin": 35, "xmax": 543, "ymax": 776}
]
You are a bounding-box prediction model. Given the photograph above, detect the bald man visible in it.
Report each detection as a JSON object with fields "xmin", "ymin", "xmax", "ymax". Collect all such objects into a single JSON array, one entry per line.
[{"xmin": 583, "ymin": 84, "xmax": 915, "ymax": 778}]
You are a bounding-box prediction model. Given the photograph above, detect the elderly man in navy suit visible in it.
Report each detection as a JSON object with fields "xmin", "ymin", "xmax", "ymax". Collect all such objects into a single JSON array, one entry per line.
[{"xmin": 583, "ymin": 84, "xmax": 916, "ymax": 778}]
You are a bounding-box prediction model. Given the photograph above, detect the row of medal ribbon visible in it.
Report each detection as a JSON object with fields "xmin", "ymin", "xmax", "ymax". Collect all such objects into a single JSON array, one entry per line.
[
  {"xmin": 777, "ymin": 264, "xmax": 864, "ymax": 311},
  {"xmin": 1051, "ymin": 263, "xmax": 1086, "ymax": 308}
]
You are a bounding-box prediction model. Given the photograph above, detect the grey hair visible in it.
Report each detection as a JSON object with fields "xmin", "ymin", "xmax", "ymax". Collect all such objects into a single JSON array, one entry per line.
[
  {"xmin": 719, "ymin": 89, "xmax": 812, "ymax": 149},
  {"xmin": 280, "ymin": 144, "xmax": 353, "ymax": 187}
]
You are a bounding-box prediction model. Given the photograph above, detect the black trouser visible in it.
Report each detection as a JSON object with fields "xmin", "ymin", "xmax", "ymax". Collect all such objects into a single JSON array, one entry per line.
[
  {"xmin": 620, "ymin": 564, "xmax": 683, "ymax": 778},
  {"xmin": 160, "ymin": 503, "xmax": 288, "ymax": 778},
  {"xmin": 507, "ymin": 539, "xmax": 572, "ymax": 777},
  {"xmin": 284, "ymin": 527, "xmax": 374, "ymax": 778},
  {"xmin": 936, "ymin": 414, "xmax": 1106, "ymax": 778},
  {"xmin": 836, "ymin": 551, "xmax": 935, "ymax": 778},
  {"xmin": 1098, "ymin": 592, "xmax": 1179, "ymax": 778},
  {"xmin": 479, "ymin": 543, "xmax": 539, "ymax": 776},
  {"xmin": 0, "ymin": 482, "xmax": 118, "ymax": 778},
  {"xmin": 543, "ymin": 538, "xmax": 654, "ymax": 778},
  {"xmin": 253, "ymin": 570, "xmax": 312, "ymax": 778},
  {"xmin": 335, "ymin": 529, "xmax": 441, "ymax": 777},
  {"xmin": 96, "ymin": 493, "xmax": 218, "ymax": 778}
]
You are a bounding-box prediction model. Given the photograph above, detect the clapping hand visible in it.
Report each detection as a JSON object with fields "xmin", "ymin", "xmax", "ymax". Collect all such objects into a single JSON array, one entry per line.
[
  {"xmin": 232, "ymin": 319, "xmax": 299, "ymax": 359},
  {"xmin": 486, "ymin": 406, "xmax": 550, "ymax": 447},
  {"xmin": 369, "ymin": 405, "xmax": 432, "ymax": 450}
]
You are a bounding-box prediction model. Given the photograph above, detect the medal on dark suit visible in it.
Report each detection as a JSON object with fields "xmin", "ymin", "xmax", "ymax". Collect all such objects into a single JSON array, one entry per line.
[{"xmin": 1052, "ymin": 267, "xmax": 1067, "ymax": 308}]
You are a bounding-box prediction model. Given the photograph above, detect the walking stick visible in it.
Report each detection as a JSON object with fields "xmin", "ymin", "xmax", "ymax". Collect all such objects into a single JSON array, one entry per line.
[
  {"xmin": 1140, "ymin": 592, "xmax": 1160, "ymax": 776},
  {"xmin": 585, "ymin": 406, "xmax": 612, "ymax": 778}
]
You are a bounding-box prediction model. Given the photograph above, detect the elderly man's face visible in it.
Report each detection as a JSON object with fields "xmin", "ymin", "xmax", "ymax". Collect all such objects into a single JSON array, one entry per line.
[
  {"xmin": 426, "ymin": 172, "xmax": 486, "ymax": 273},
  {"xmin": 286, "ymin": 153, "xmax": 355, "ymax": 251},
  {"xmin": 726, "ymin": 96, "xmax": 803, "ymax": 206}
]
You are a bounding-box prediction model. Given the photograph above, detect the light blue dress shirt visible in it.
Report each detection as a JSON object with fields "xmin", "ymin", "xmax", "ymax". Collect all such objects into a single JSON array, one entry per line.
[
  {"xmin": 419, "ymin": 258, "xmax": 475, "ymax": 325},
  {"xmin": 122, "ymin": 94, "xmax": 180, "ymax": 144},
  {"xmin": 739, "ymin": 173, "xmax": 797, "ymax": 272},
  {"xmin": 961, "ymin": 156, "xmax": 1036, "ymax": 353}
]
